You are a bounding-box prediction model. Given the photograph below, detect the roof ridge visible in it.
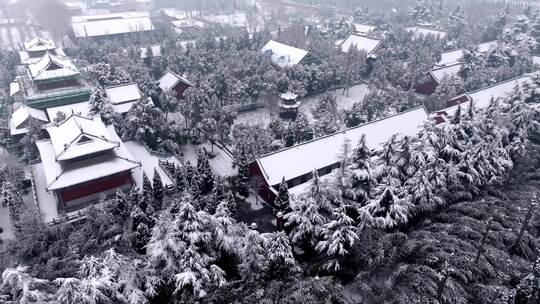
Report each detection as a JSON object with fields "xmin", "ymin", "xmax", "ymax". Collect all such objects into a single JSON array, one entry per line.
[
  {"xmin": 104, "ymin": 82, "xmax": 137, "ymax": 89},
  {"xmin": 256, "ymin": 106, "xmax": 428, "ymax": 161}
]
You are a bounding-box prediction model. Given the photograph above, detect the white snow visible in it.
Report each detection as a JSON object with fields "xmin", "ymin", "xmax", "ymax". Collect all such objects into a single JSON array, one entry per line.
[
  {"xmin": 255, "ymin": 107, "xmax": 429, "ymax": 186},
  {"xmin": 240, "ymin": 192, "xmax": 264, "ymax": 211},
  {"xmin": 27, "ymin": 53, "xmax": 80, "ymax": 81},
  {"xmin": 339, "ymin": 33, "xmax": 381, "ymax": 54},
  {"xmin": 441, "ymin": 74, "xmax": 533, "ymax": 117},
  {"xmin": 478, "ymin": 40, "xmax": 497, "ymax": 53},
  {"xmin": 24, "ymin": 37, "xmax": 56, "ymax": 52},
  {"xmin": 9, "ymin": 80, "xmax": 20, "ymax": 96},
  {"xmin": 354, "ymin": 23, "xmax": 376, "ymax": 34},
  {"xmin": 261, "ymin": 40, "xmax": 309, "ymax": 68},
  {"xmin": 0, "ymin": 204, "xmax": 15, "ymax": 240},
  {"xmin": 534, "ymin": 56, "xmax": 540, "ymax": 66},
  {"xmin": 123, "ymin": 141, "xmax": 179, "ymax": 187},
  {"xmin": 140, "ymin": 45, "xmax": 161, "ymax": 59},
  {"xmin": 203, "ymin": 13, "xmax": 248, "ymax": 28},
  {"xmin": 46, "ymin": 115, "xmax": 118, "ymax": 161},
  {"xmin": 9, "ymin": 105, "xmax": 49, "ymax": 136},
  {"xmin": 178, "ymin": 143, "xmax": 237, "ymax": 177},
  {"xmin": 71, "ymin": 12, "xmax": 154, "ymax": 38},
  {"xmin": 31, "ymin": 162, "xmax": 60, "ymax": 224},
  {"xmin": 406, "ymin": 26, "xmax": 448, "ymax": 39},
  {"xmin": 46, "ymin": 101, "xmax": 91, "ymax": 120},
  {"xmin": 435, "ymin": 49, "xmax": 464, "ymax": 67},
  {"xmin": 158, "ymin": 70, "xmax": 192, "ymax": 91},
  {"xmin": 430, "ymin": 63, "xmax": 463, "ymax": 83},
  {"xmin": 105, "ymin": 83, "xmax": 142, "ymax": 105}
]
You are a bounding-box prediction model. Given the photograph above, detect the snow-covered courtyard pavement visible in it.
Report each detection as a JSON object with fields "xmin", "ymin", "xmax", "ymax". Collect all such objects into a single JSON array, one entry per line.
[
  {"xmin": 0, "ymin": 204, "xmax": 15, "ymax": 240},
  {"xmin": 234, "ymin": 83, "xmax": 370, "ymax": 126},
  {"xmin": 31, "ymin": 162, "xmax": 59, "ymax": 224},
  {"xmin": 178, "ymin": 142, "xmax": 236, "ymax": 177},
  {"xmin": 123, "ymin": 141, "xmax": 181, "ymax": 188}
]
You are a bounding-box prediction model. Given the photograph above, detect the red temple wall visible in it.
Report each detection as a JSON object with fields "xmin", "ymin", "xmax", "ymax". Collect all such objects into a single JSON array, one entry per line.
[{"xmin": 59, "ymin": 172, "xmax": 132, "ymax": 203}]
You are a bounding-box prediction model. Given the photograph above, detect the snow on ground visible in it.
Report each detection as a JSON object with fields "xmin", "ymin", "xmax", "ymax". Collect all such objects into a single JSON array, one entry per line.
[
  {"xmin": 238, "ymin": 191, "xmax": 264, "ymax": 211},
  {"xmin": 0, "ymin": 204, "xmax": 15, "ymax": 240},
  {"xmin": 178, "ymin": 142, "xmax": 237, "ymax": 177},
  {"xmin": 124, "ymin": 141, "xmax": 180, "ymax": 187},
  {"xmin": 234, "ymin": 84, "xmax": 370, "ymax": 126},
  {"xmin": 31, "ymin": 162, "xmax": 59, "ymax": 224}
]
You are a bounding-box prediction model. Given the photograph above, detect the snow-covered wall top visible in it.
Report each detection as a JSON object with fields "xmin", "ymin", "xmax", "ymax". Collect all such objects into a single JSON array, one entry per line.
[{"xmin": 255, "ymin": 107, "xmax": 429, "ymax": 186}]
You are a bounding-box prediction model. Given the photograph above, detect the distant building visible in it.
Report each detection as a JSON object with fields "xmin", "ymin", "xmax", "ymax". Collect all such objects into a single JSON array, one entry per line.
[
  {"xmin": 337, "ymin": 33, "xmax": 382, "ymax": 56},
  {"xmin": 434, "ymin": 41, "xmax": 497, "ymax": 68},
  {"xmin": 406, "ymin": 26, "xmax": 448, "ymax": 40},
  {"xmin": 16, "ymin": 53, "xmax": 91, "ymax": 109},
  {"xmin": 104, "ymin": 83, "xmax": 154, "ymax": 114},
  {"xmin": 261, "ymin": 40, "xmax": 314, "ymax": 68},
  {"xmin": 158, "ymin": 70, "xmax": 193, "ymax": 99},
  {"xmin": 415, "ymin": 63, "xmax": 464, "ymax": 95},
  {"xmin": 35, "ymin": 114, "xmax": 140, "ymax": 213},
  {"xmin": 19, "ymin": 37, "xmax": 66, "ymax": 65},
  {"xmin": 249, "ymin": 107, "xmax": 429, "ymax": 203},
  {"xmin": 278, "ymin": 92, "xmax": 301, "ymax": 119},
  {"xmin": 9, "ymin": 105, "xmax": 48, "ymax": 136},
  {"xmin": 432, "ymin": 74, "xmax": 534, "ymax": 123},
  {"xmin": 70, "ymin": 12, "xmax": 154, "ymax": 39},
  {"xmin": 353, "ymin": 23, "xmax": 376, "ymax": 35}
]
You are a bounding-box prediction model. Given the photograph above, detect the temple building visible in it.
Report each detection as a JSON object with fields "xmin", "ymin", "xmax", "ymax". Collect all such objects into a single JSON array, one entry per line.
[
  {"xmin": 15, "ymin": 53, "xmax": 91, "ymax": 109},
  {"xmin": 105, "ymin": 83, "xmax": 154, "ymax": 114},
  {"xmin": 278, "ymin": 92, "xmax": 301, "ymax": 119},
  {"xmin": 19, "ymin": 37, "xmax": 66, "ymax": 65},
  {"xmin": 35, "ymin": 114, "xmax": 140, "ymax": 214}
]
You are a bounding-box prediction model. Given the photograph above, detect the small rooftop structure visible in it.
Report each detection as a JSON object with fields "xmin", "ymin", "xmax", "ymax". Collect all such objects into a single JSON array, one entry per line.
[
  {"xmin": 171, "ymin": 19, "xmax": 205, "ymax": 33},
  {"xmin": 27, "ymin": 53, "xmax": 80, "ymax": 82},
  {"xmin": 261, "ymin": 40, "xmax": 309, "ymax": 68},
  {"xmin": 24, "ymin": 37, "xmax": 56, "ymax": 52},
  {"xmin": 338, "ymin": 33, "xmax": 382, "ymax": 55},
  {"xmin": 435, "ymin": 41, "xmax": 498, "ymax": 68},
  {"xmin": 140, "ymin": 45, "xmax": 161, "ymax": 59},
  {"xmin": 406, "ymin": 26, "xmax": 448, "ymax": 39},
  {"xmin": 158, "ymin": 70, "xmax": 193, "ymax": 98},
  {"xmin": 477, "ymin": 40, "xmax": 498, "ymax": 53},
  {"xmin": 71, "ymin": 12, "xmax": 154, "ymax": 38},
  {"xmin": 278, "ymin": 92, "xmax": 301, "ymax": 119},
  {"xmin": 9, "ymin": 105, "xmax": 49, "ymax": 136}
]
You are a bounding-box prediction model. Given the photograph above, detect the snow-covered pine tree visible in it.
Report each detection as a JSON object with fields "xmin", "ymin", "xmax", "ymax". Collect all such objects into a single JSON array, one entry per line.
[
  {"xmin": 265, "ymin": 231, "xmax": 298, "ymax": 278},
  {"xmin": 225, "ymin": 191, "xmax": 237, "ymax": 219},
  {"xmin": 284, "ymin": 195, "xmax": 325, "ymax": 249},
  {"xmin": 1, "ymin": 181, "xmax": 23, "ymax": 222},
  {"xmin": 197, "ymin": 149, "xmax": 214, "ymax": 194},
  {"xmin": 211, "ymin": 201, "xmax": 240, "ymax": 256},
  {"xmin": 362, "ymin": 186, "xmax": 412, "ymax": 230},
  {"xmin": 348, "ymin": 134, "xmax": 376, "ymax": 204},
  {"xmin": 0, "ymin": 266, "xmax": 54, "ymax": 303},
  {"xmin": 173, "ymin": 245, "xmax": 226, "ymax": 299},
  {"xmin": 274, "ymin": 177, "xmax": 290, "ymax": 212},
  {"xmin": 239, "ymin": 228, "xmax": 268, "ymax": 279},
  {"xmin": 141, "ymin": 173, "xmax": 153, "ymax": 211},
  {"xmin": 175, "ymin": 165, "xmax": 188, "ymax": 193},
  {"xmin": 315, "ymin": 207, "xmax": 359, "ymax": 272},
  {"xmin": 175, "ymin": 191, "xmax": 211, "ymax": 247},
  {"xmin": 88, "ymin": 87, "xmax": 107, "ymax": 116},
  {"xmin": 190, "ymin": 169, "xmax": 202, "ymax": 203},
  {"xmin": 152, "ymin": 168, "xmax": 164, "ymax": 210},
  {"xmin": 236, "ymin": 148, "xmax": 250, "ymax": 197},
  {"xmin": 104, "ymin": 189, "xmax": 130, "ymax": 219},
  {"xmin": 405, "ymin": 166, "xmax": 443, "ymax": 214}
]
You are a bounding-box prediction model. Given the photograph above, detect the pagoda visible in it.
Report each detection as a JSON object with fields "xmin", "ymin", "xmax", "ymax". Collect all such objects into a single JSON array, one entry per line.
[{"xmin": 278, "ymin": 92, "xmax": 301, "ymax": 119}]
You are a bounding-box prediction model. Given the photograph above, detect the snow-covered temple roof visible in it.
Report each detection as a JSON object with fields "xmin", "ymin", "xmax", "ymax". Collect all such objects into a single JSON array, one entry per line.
[
  {"xmin": 46, "ymin": 114, "xmax": 119, "ymax": 161},
  {"xmin": 71, "ymin": 12, "xmax": 154, "ymax": 38},
  {"xmin": 140, "ymin": 45, "xmax": 161, "ymax": 59},
  {"xmin": 429, "ymin": 63, "xmax": 463, "ymax": 83},
  {"xmin": 24, "ymin": 37, "xmax": 56, "ymax": 52},
  {"xmin": 261, "ymin": 40, "xmax": 309, "ymax": 68},
  {"xmin": 439, "ymin": 74, "xmax": 533, "ymax": 117},
  {"xmin": 37, "ymin": 124, "xmax": 140, "ymax": 191},
  {"xmin": 435, "ymin": 49, "xmax": 465, "ymax": 67},
  {"xmin": 339, "ymin": 33, "xmax": 382, "ymax": 54},
  {"xmin": 255, "ymin": 107, "xmax": 429, "ymax": 186},
  {"xmin": 158, "ymin": 70, "xmax": 193, "ymax": 91},
  {"xmin": 46, "ymin": 101, "xmax": 91, "ymax": 120},
  {"xmin": 105, "ymin": 83, "xmax": 142, "ymax": 105},
  {"xmin": 354, "ymin": 23, "xmax": 376, "ymax": 34},
  {"xmin": 406, "ymin": 26, "xmax": 448, "ymax": 39},
  {"xmin": 9, "ymin": 105, "xmax": 48, "ymax": 136},
  {"xmin": 27, "ymin": 53, "xmax": 80, "ymax": 81},
  {"xmin": 477, "ymin": 40, "xmax": 498, "ymax": 53}
]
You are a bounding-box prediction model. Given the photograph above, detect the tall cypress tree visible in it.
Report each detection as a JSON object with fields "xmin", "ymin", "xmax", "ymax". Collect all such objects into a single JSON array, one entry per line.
[
  {"xmin": 237, "ymin": 148, "xmax": 250, "ymax": 197},
  {"xmin": 274, "ymin": 177, "xmax": 290, "ymax": 212},
  {"xmin": 141, "ymin": 173, "xmax": 153, "ymax": 211},
  {"xmin": 153, "ymin": 168, "xmax": 164, "ymax": 210}
]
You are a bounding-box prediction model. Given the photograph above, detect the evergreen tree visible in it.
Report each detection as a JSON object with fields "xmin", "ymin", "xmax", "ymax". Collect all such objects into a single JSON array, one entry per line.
[
  {"xmin": 265, "ymin": 232, "xmax": 298, "ymax": 278},
  {"xmin": 315, "ymin": 207, "xmax": 359, "ymax": 272},
  {"xmin": 104, "ymin": 189, "xmax": 130, "ymax": 219},
  {"xmin": 274, "ymin": 177, "xmax": 290, "ymax": 212},
  {"xmin": 347, "ymin": 134, "xmax": 376, "ymax": 204},
  {"xmin": 284, "ymin": 195, "xmax": 325, "ymax": 249},
  {"xmin": 515, "ymin": 258, "xmax": 540, "ymax": 304},
  {"xmin": 1, "ymin": 181, "xmax": 23, "ymax": 222},
  {"xmin": 211, "ymin": 201, "xmax": 240, "ymax": 256},
  {"xmin": 88, "ymin": 87, "xmax": 107, "ymax": 116},
  {"xmin": 152, "ymin": 168, "xmax": 164, "ymax": 210},
  {"xmin": 225, "ymin": 191, "xmax": 238, "ymax": 219},
  {"xmin": 141, "ymin": 173, "xmax": 153, "ymax": 211},
  {"xmin": 239, "ymin": 228, "xmax": 267, "ymax": 279},
  {"xmin": 237, "ymin": 148, "xmax": 250, "ymax": 197},
  {"xmin": 197, "ymin": 149, "xmax": 214, "ymax": 194},
  {"xmin": 362, "ymin": 186, "xmax": 412, "ymax": 230}
]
